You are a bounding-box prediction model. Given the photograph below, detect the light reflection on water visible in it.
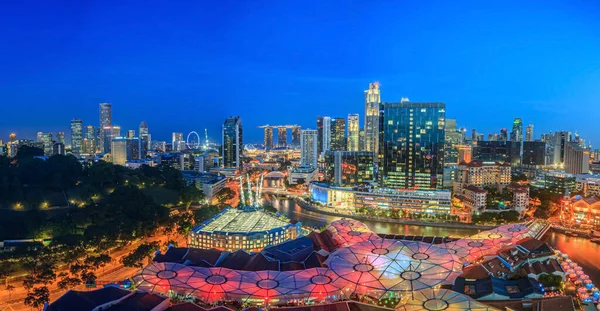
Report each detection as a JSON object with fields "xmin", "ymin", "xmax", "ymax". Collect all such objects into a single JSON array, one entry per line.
[{"xmin": 272, "ymin": 198, "xmax": 600, "ymax": 286}]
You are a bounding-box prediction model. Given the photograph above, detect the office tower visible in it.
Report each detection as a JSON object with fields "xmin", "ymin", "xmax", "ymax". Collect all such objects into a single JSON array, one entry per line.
[
  {"xmin": 316, "ymin": 117, "xmax": 324, "ymax": 154},
  {"xmin": 70, "ymin": 119, "xmax": 83, "ymax": 157},
  {"xmin": 564, "ymin": 142, "xmax": 590, "ymax": 175},
  {"xmin": 510, "ymin": 118, "xmax": 523, "ymax": 142},
  {"xmin": 172, "ymin": 132, "xmax": 183, "ymax": 151},
  {"xmin": 126, "ymin": 130, "xmax": 135, "ymax": 139},
  {"xmin": 52, "ymin": 143, "xmax": 65, "ymax": 156},
  {"xmin": 277, "ymin": 127, "xmax": 287, "ymax": 148},
  {"xmin": 322, "ymin": 116, "xmax": 331, "ymax": 153},
  {"xmin": 358, "ymin": 128, "xmax": 365, "ymax": 151},
  {"xmin": 264, "ymin": 127, "xmax": 274, "ymax": 151},
  {"xmin": 500, "ymin": 128, "xmax": 508, "ymax": 142},
  {"xmin": 457, "ymin": 145, "xmax": 472, "ymax": 163},
  {"xmin": 37, "ymin": 132, "xmax": 43, "ymax": 143},
  {"xmin": 9, "ymin": 133, "xmax": 16, "ymax": 143},
  {"xmin": 99, "ymin": 103, "xmax": 112, "ymax": 153},
  {"xmin": 127, "ymin": 137, "xmax": 141, "ymax": 160},
  {"xmin": 471, "ymin": 129, "xmax": 477, "ymax": 144},
  {"xmin": 347, "ymin": 114, "xmax": 359, "ymax": 151},
  {"xmin": 553, "ymin": 131, "xmax": 572, "ymax": 164},
  {"xmin": 525, "ymin": 124, "xmax": 534, "ymax": 141},
  {"xmin": 151, "ymin": 141, "xmax": 166, "ymax": 152},
  {"xmin": 472, "ymin": 141, "xmax": 521, "ymax": 165},
  {"xmin": 222, "ymin": 116, "xmax": 243, "ymax": 169},
  {"xmin": 364, "ymin": 82, "xmax": 381, "ymax": 155},
  {"xmin": 324, "ymin": 151, "xmax": 374, "ymax": 187},
  {"xmin": 291, "ymin": 126, "xmax": 301, "ymax": 147},
  {"xmin": 84, "ymin": 126, "xmax": 96, "ymax": 155},
  {"xmin": 522, "ymin": 141, "xmax": 546, "ymax": 166},
  {"xmin": 330, "ymin": 117, "xmax": 346, "ymax": 151},
  {"xmin": 56, "ymin": 132, "xmax": 65, "ymax": 145},
  {"xmin": 139, "ymin": 121, "xmax": 149, "ymax": 157},
  {"xmin": 488, "ymin": 134, "xmax": 498, "ymax": 141},
  {"xmin": 111, "ymin": 137, "xmax": 127, "ymax": 165},
  {"xmin": 41, "ymin": 133, "xmax": 53, "ymax": 156},
  {"xmin": 444, "ymin": 118, "xmax": 463, "ymax": 164},
  {"xmin": 300, "ymin": 129, "xmax": 318, "ymax": 168},
  {"xmin": 111, "ymin": 126, "xmax": 121, "ymax": 138},
  {"xmin": 381, "ymin": 101, "xmax": 446, "ymax": 189}
]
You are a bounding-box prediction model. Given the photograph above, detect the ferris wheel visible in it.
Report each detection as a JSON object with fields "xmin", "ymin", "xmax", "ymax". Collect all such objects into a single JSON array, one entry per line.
[{"xmin": 186, "ymin": 131, "xmax": 201, "ymax": 149}]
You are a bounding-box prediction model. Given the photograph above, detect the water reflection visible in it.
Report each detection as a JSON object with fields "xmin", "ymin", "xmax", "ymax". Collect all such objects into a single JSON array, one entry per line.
[{"xmin": 271, "ymin": 198, "xmax": 600, "ymax": 286}]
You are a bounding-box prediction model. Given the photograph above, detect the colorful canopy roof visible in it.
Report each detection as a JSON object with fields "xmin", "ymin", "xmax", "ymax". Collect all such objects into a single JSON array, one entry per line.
[
  {"xmin": 396, "ymin": 289, "xmax": 499, "ymax": 311},
  {"xmin": 327, "ymin": 220, "xmax": 380, "ymax": 247}
]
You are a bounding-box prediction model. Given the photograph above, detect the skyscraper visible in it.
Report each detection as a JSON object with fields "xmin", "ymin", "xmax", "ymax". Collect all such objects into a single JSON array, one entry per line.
[
  {"xmin": 9, "ymin": 133, "xmax": 16, "ymax": 143},
  {"xmin": 510, "ymin": 118, "xmax": 523, "ymax": 142},
  {"xmin": 264, "ymin": 127, "xmax": 274, "ymax": 151},
  {"xmin": 291, "ymin": 126, "xmax": 301, "ymax": 147},
  {"xmin": 277, "ymin": 127, "xmax": 287, "ymax": 148},
  {"xmin": 330, "ymin": 117, "xmax": 346, "ymax": 151},
  {"xmin": 322, "ymin": 117, "xmax": 331, "ymax": 153},
  {"xmin": 222, "ymin": 116, "xmax": 243, "ymax": 169},
  {"xmin": 41, "ymin": 133, "xmax": 53, "ymax": 156},
  {"xmin": 525, "ymin": 124, "xmax": 534, "ymax": 141},
  {"xmin": 84, "ymin": 126, "xmax": 96, "ymax": 155},
  {"xmin": 316, "ymin": 117, "xmax": 324, "ymax": 154},
  {"xmin": 111, "ymin": 137, "xmax": 127, "ymax": 166},
  {"xmin": 444, "ymin": 118, "xmax": 463, "ymax": 164},
  {"xmin": 564, "ymin": 142, "xmax": 590, "ymax": 175},
  {"xmin": 126, "ymin": 130, "xmax": 135, "ymax": 139},
  {"xmin": 364, "ymin": 82, "xmax": 381, "ymax": 155},
  {"xmin": 70, "ymin": 119, "xmax": 83, "ymax": 157},
  {"xmin": 56, "ymin": 132, "xmax": 65, "ymax": 145},
  {"xmin": 99, "ymin": 103, "xmax": 112, "ymax": 153},
  {"xmin": 139, "ymin": 121, "xmax": 149, "ymax": 157},
  {"xmin": 553, "ymin": 131, "xmax": 572, "ymax": 164},
  {"xmin": 347, "ymin": 114, "xmax": 359, "ymax": 151},
  {"xmin": 381, "ymin": 101, "xmax": 446, "ymax": 189},
  {"xmin": 300, "ymin": 129, "xmax": 318, "ymax": 168},
  {"xmin": 172, "ymin": 132, "xmax": 183, "ymax": 151},
  {"xmin": 111, "ymin": 126, "xmax": 121, "ymax": 139},
  {"xmin": 500, "ymin": 128, "xmax": 508, "ymax": 142}
]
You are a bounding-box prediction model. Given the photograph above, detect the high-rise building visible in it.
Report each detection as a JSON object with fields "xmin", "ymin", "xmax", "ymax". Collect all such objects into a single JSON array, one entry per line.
[
  {"xmin": 300, "ymin": 129, "xmax": 318, "ymax": 168},
  {"xmin": 364, "ymin": 82, "xmax": 381, "ymax": 155},
  {"xmin": 471, "ymin": 129, "xmax": 478, "ymax": 144},
  {"xmin": 111, "ymin": 126, "xmax": 121, "ymax": 139},
  {"xmin": 500, "ymin": 128, "xmax": 508, "ymax": 142},
  {"xmin": 277, "ymin": 127, "xmax": 287, "ymax": 148},
  {"xmin": 472, "ymin": 141, "xmax": 521, "ymax": 166},
  {"xmin": 9, "ymin": 133, "xmax": 16, "ymax": 143},
  {"xmin": 222, "ymin": 116, "xmax": 243, "ymax": 169},
  {"xmin": 139, "ymin": 121, "xmax": 149, "ymax": 157},
  {"xmin": 264, "ymin": 127, "xmax": 274, "ymax": 151},
  {"xmin": 522, "ymin": 141, "xmax": 546, "ymax": 166},
  {"xmin": 564, "ymin": 142, "xmax": 590, "ymax": 175},
  {"xmin": 324, "ymin": 151, "xmax": 374, "ymax": 187},
  {"xmin": 457, "ymin": 145, "xmax": 472, "ymax": 163},
  {"xmin": 37, "ymin": 132, "xmax": 43, "ymax": 143},
  {"xmin": 381, "ymin": 101, "xmax": 446, "ymax": 189},
  {"xmin": 70, "ymin": 119, "xmax": 83, "ymax": 157},
  {"xmin": 347, "ymin": 114, "xmax": 359, "ymax": 151},
  {"xmin": 291, "ymin": 126, "xmax": 301, "ymax": 147},
  {"xmin": 41, "ymin": 133, "xmax": 53, "ymax": 156},
  {"xmin": 444, "ymin": 118, "xmax": 463, "ymax": 164},
  {"xmin": 99, "ymin": 103, "xmax": 112, "ymax": 153},
  {"xmin": 56, "ymin": 132, "xmax": 65, "ymax": 145},
  {"xmin": 330, "ymin": 117, "xmax": 346, "ymax": 151},
  {"xmin": 322, "ymin": 117, "xmax": 331, "ymax": 153},
  {"xmin": 525, "ymin": 124, "xmax": 534, "ymax": 141},
  {"xmin": 510, "ymin": 118, "xmax": 523, "ymax": 142},
  {"xmin": 52, "ymin": 143, "xmax": 65, "ymax": 156},
  {"xmin": 553, "ymin": 131, "xmax": 572, "ymax": 165},
  {"xmin": 111, "ymin": 137, "xmax": 127, "ymax": 166},
  {"xmin": 172, "ymin": 132, "xmax": 183, "ymax": 151},
  {"xmin": 84, "ymin": 126, "xmax": 96, "ymax": 155},
  {"xmin": 127, "ymin": 137, "xmax": 141, "ymax": 160},
  {"xmin": 126, "ymin": 130, "xmax": 135, "ymax": 139},
  {"xmin": 151, "ymin": 141, "xmax": 166, "ymax": 152},
  {"xmin": 358, "ymin": 128, "xmax": 365, "ymax": 151}
]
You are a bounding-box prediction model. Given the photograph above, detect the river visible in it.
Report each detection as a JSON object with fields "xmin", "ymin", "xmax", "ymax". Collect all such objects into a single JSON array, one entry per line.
[{"xmin": 271, "ymin": 198, "xmax": 600, "ymax": 287}]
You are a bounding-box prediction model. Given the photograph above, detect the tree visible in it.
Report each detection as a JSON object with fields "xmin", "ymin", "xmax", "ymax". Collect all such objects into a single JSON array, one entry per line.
[
  {"xmin": 216, "ymin": 187, "xmax": 235, "ymax": 205},
  {"xmin": 181, "ymin": 185, "xmax": 206, "ymax": 210},
  {"xmin": 122, "ymin": 241, "xmax": 160, "ymax": 268},
  {"xmin": 24, "ymin": 286, "xmax": 50, "ymax": 310},
  {"xmin": 15, "ymin": 145, "xmax": 44, "ymax": 160},
  {"xmin": 6, "ymin": 284, "xmax": 15, "ymax": 299},
  {"xmin": 56, "ymin": 272, "xmax": 81, "ymax": 290}
]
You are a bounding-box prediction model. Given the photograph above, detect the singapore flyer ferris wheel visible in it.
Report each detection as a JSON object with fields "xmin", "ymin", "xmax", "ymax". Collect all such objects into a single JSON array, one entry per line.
[{"xmin": 186, "ymin": 131, "xmax": 201, "ymax": 149}]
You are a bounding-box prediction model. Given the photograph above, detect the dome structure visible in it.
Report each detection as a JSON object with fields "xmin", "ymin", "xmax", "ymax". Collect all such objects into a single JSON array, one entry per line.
[{"xmin": 396, "ymin": 289, "xmax": 500, "ymax": 311}]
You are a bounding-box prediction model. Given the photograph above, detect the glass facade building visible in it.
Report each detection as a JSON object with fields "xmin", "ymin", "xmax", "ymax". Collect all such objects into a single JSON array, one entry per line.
[
  {"xmin": 222, "ymin": 116, "xmax": 243, "ymax": 169},
  {"xmin": 70, "ymin": 119, "xmax": 83, "ymax": 157},
  {"xmin": 330, "ymin": 117, "xmax": 346, "ymax": 151},
  {"xmin": 381, "ymin": 102, "xmax": 446, "ymax": 190},
  {"xmin": 324, "ymin": 151, "xmax": 374, "ymax": 187}
]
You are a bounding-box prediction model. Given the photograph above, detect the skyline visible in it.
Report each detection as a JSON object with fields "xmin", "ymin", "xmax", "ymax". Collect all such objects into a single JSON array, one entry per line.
[{"xmin": 2, "ymin": 1, "xmax": 600, "ymax": 144}]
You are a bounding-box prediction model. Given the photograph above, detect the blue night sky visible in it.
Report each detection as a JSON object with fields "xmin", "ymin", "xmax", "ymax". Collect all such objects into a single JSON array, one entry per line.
[{"xmin": 1, "ymin": 0, "xmax": 600, "ymax": 145}]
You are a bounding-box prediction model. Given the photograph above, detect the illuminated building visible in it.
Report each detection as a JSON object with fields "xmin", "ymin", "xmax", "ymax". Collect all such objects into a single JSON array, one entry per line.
[
  {"xmin": 189, "ymin": 207, "xmax": 301, "ymax": 252},
  {"xmin": 454, "ymin": 185, "xmax": 487, "ymax": 214},
  {"xmin": 52, "ymin": 143, "xmax": 65, "ymax": 155},
  {"xmin": 522, "ymin": 141, "xmax": 545, "ymax": 166},
  {"xmin": 56, "ymin": 132, "xmax": 65, "ymax": 145},
  {"xmin": 111, "ymin": 137, "xmax": 127, "ymax": 165},
  {"xmin": 347, "ymin": 114, "xmax": 359, "ymax": 151},
  {"xmin": 40, "ymin": 132, "xmax": 53, "ymax": 155},
  {"xmin": 99, "ymin": 102, "xmax": 112, "ymax": 153},
  {"xmin": 222, "ymin": 116, "xmax": 243, "ymax": 169},
  {"xmin": 172, "ymin": 132, "xmax": 183, "ymax": 151},
  {"xmin": 127, "ymin": 137, "xmax": 141, "ymax": 160},
  {"xmin": 500, "ymin": 128, "xmax": 508, "ymax": 142},
  {"xmin": 264, "ymin": 127, "xmax": 274, "ymax": 150},
  {"xmin": 288, "ymin": 165, "xmax": 318, "ymax": 185},
  {"xmin": 9, "ymin": 133, "xmax": 16, "ymax": 143},
  {"xmin": 330, "ymin": 117, "xmax": 346, "ymax": 151},
  {"xmin": 150, "ymin": 141, "xmax": 166, "ymax": 152},
  {"xmin": 444, "ymin": 118, "xmax": 463, "ymax": 164},
  {"xmin": 358, "ymin": 128, "xmax": 365, "ymax": 151},
  {"xmin": 83, "ymin": 125, "xmax": 96, "ymax": 155},
  {"xmin": 277, "ymin": 127, "xmax": 287, "ymax": 148},
  {"xmin": 300, "ymin": 129, "xmax": 318, "ymax": 168},
  {"xmin": 565, "ymin": 195, "xmax": 600, "ymax": 227},
  {"xmin": 553, "ymin": 131, "xmax": 571, "ymax": 165},
  {"xmin": 322, "ymin": 116, "xmax": 331, "ymax": 153},
  {"xmin": 525, "ymin": 123, "xmax": 534, "ymax": 141},
  {"xmin": 575, "ymin": 174, "xmax": 600, "ymax": 197},
  {"xmin": 70, "ymin": 119, "xmax": 83, "ymax": 157},
  {"xmin": 457, "ymin": 145, "xmax": 472, "ymax": 163},
  {"xmin": 263, "ymin": 171, "xmax": 286, "ymax": 190},
  {"xmin": 316, "ymin": 116, "xmax": 325, "ymax": 154},
  {"xmin": 111, "ymin": 125, "xmax": 121, "ymax": 139},
  {"xmin": 181, "ymin": 171, "xmax": 227, "ymax": 202},
  {"xmin": 510, "ymin": 118, "xmax": 523, "ymax": 142},
  {"xmin": 126, "ymin": 129, "xmax": 135, "ymax": 139},
  {"xmin": 472, "ymin": 141, "xmax": 520, "ymax": 166},
  {"xmin": 364, "ymin": 82, "xmax": 380, "ymax": 155},
  {"xmin": 530, "ymin": 170, "xmax": 575, "ymax": 194},
  {"xmin": 380, "ymin": 101, "xmax": 446, "ymax": 190},
  {"xmin": 324, "ymin": 151, "xmax": 374, "ymax": 187},
  {"xmin": 291, "ymin": 126, "xmax": 301, "ymax": 147},
  {"xmin": 139, "ymin": 121, "xmax": 149, "ymax": 157},
  {"xmin": 564, "ymin": 142, "xmax": 590, "ymax": 175},
  {"xmin": 454, "ymin": 160, "xmax": 511, "ymax": 193}
]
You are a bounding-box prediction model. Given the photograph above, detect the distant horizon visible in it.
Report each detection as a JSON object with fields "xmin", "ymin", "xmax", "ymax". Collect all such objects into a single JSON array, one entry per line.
[{"xmin": 2, "ymin": 1, "xmax": 599, "ymax": 146}]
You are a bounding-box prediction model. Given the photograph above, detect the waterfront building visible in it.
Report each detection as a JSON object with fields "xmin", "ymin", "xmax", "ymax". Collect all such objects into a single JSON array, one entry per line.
[
  {"xmin": 264, "ymin": 127, "xmax": 274, "ymax": 150},
  {"xmin": 380, "ymin": 101, "xmax": 445, "ymax": 190},
  {"xmin": 288, "ymin": 165, "xmax": 318, "ymax": 185},
  {"xmin": 189, "ymin": 207, "xmax": 301, "ymax": 252},
  {"xmin": 575, "ymin": 174, "xmax": 600, "ymax": 197},
  {"xmin": 277, "ymin": 127, "xmax": 287, "ymax": 148},
  {"xmin": 70, "ymin": 119, "xmax": 83, "ymax": 157},
  {"xmin": 324, "ymin": 151, "xmax": 374, "ymax": 187},
  {"xmin": 565, "ymin": 195, "xmax": 600, "ymax": 227},
  {"xmin": 330, "ymin": 117, "xmax": 346, "ymax": 151},
  {"xmin": 456, "ymin": 185, "xmax": 487, "ymax": 213},
  {"xmin": 347, "ymin": 114, "xmax": 359, "ymax": 151},
  {"xmin": 222, "ymin": 116, "xmax": 243, "ymax": 169},
  {"xmin": 263, "ymin": 171, "xmax": 286, "ymax": 190},
  {"xmin": 99, "ymin": 102, "xmax": 112, "ymax": 153},
  {"xmin": 291, "ymin": 126, "xmax": 301, "ymax": 147},
  {"xmin": 564, "ymin": 142, "xmax": 590, "ymax": 175},
  {"xmin": 139, "ymin": 121, "xmax": 149, "ymax": 157},
  {"xmin": 300, "ymin": 129, "xmax": 318, "ymax": 168},
  {"xmin": 531, "ymin": 170, "xmax": 576, "ymax": 194},
  {"xmin": 454, "ymin": 160, "xmax": 511, "ymax": 193},
  {"xmin": 510, "ymin": 118, "xmax": 523, "ymax": 142},
  {"xmin": 364, "ymin": 82, "xmax": 381, "ymax": 155}
]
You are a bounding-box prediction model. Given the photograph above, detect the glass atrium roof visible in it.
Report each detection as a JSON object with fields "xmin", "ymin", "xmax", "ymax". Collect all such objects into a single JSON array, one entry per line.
[{"xmin": 396, "ymin": 289, "xmax": 500, "ymax": 311}]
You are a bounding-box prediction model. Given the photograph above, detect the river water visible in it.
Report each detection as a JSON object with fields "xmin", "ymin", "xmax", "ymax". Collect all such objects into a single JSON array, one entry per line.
[{"xmin": 271, "ymin": 198, "xmax": 600, "ymax": 287}]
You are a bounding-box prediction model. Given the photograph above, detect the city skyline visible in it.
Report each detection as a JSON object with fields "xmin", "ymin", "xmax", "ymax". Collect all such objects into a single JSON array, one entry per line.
[{"xmin": 2, "ymin": 1, "xmax": 600, "ymax": 144}]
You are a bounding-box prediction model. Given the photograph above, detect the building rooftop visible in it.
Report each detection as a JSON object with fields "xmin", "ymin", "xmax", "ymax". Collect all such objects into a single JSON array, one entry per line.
[
  {"xmin": 193, "ymin": 208, "xmax": 292, "ymax": 235},
  {"xmin": 45, "ymin": 287, "xmax": 132, "ymax": 311}
]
